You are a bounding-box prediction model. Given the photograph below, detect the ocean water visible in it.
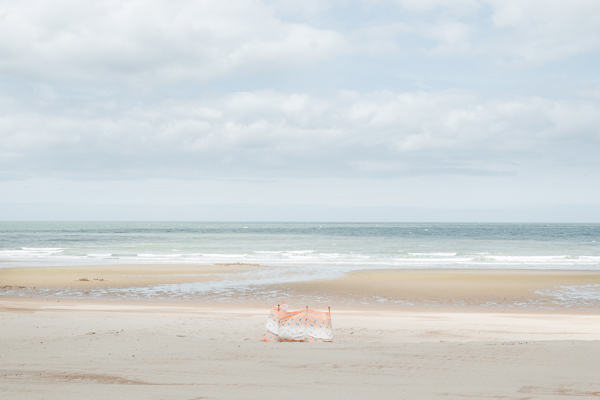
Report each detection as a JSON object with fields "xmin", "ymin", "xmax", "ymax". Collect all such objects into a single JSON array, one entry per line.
[{"xmin": 1, "ymin": 222, "xmax": 599, "ymax": 270}]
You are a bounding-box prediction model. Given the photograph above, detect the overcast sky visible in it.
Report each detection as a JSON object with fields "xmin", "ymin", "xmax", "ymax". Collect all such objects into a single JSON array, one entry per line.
[{"xmin": 1, "ymin": 0, "xmax": 600, "ymax": 221}]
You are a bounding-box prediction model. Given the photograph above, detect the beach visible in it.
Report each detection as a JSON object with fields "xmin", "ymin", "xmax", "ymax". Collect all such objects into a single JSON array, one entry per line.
[
  {"xmin": 3, "ymin": 0, "xmax": 600, "ymax": 394},
  {"xmin": 2, "ymin": 264, "xmax": 600, "ymax": 310},
  {"xmin": 2, "ymin": 264, "xmax": 600, "ymax": 399}
]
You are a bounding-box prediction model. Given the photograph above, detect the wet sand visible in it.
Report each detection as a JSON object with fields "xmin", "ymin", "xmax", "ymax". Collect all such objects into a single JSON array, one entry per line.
[
  {"xmin": 2, "ymin": 264, "xmax": 600, "ymax": 310},
  {"xmin": 1, "ymin": 265, "xmax": 600, "ymax": 399},
  {"xmin": 0, "ymin": 263, "xmax": 262, "ymax": 288},
  {"xmin": 278, "ymin": 269, "xmax": 600, "ymax": 311}
]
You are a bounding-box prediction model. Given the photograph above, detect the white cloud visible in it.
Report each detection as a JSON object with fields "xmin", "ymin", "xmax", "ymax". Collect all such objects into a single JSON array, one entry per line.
[
  {"xmin": 361, "ymin": 0, "xmax": 600, "ymax": 63},
  {"xmin": 2, "ymin": 0, "xmax": 599, "ymax": 89},
  {"xmin": 1, "ymin": 89, "xmax": 599, "ymax": 180},
  {"xmin": 488, "ymin": 0, "xmax": 600, "ymax": 63},
  {"xmin": 419, "ymin": 20, "xmax": 475, "ymax": 55},
  {"xmin": 0, "ymin": 0, "xmax": 346, "ymax": 84},
  {"xmin": 391, "ymin": 0, "xmax": 481, "ymax": 13},
  {"xmin": 1, "ymin": 0, "xmax": 599, "ymax": 218}
]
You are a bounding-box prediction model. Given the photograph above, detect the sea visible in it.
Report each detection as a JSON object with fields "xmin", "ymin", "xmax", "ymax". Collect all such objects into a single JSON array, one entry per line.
[
  {"xmin": 1, "ymin": 222, "xmax": 599, "ymax": 270},
  {"xmin": 1, "ymin": 222, "xmax": 599, "ymax": 305}
]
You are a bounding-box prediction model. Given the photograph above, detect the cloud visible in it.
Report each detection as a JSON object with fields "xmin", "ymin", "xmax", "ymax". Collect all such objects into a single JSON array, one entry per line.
[
  {"xmin": 1, "ymin": 0, "xmax": 599, "ymax": 219},
  {"xmin": 2, "ymin": 0, "xmax": 600, "ymax": 90},
  {"xmin": 391, "ymin": 0, "xmax": 481, "ymax": 14},
  {"xmin": 0, "ymin": 0, "xmax": 346, "ymax": 84},
  {"xmin": 488, "ymin": 0, "xmax": 600, "ymax": 64},
  {"xmin": 363, "ymin": 0, "xmax": 600, "ymax": 63},
  {"xmin": 1, "ymin": 89, "xmax": 599, "ymax": 180}
]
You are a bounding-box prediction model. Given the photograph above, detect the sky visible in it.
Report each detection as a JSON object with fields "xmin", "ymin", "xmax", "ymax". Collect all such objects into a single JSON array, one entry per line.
[{"xmin": 1, "ymin": 0, "xmax": 600, "ymax": 222}]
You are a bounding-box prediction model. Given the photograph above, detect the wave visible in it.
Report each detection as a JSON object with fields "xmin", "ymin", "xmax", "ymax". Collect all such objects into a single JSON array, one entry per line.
[
  {"xmin": 0, "ymin": 248, "xmax": 65, "ymax": 257},
  {"xmin": 406, "ymin": 252, "xmax": 458, "ymax": 257},
  {"xmin": 1, "ymin": 246, "xmax": 600, "ymax": 270}
]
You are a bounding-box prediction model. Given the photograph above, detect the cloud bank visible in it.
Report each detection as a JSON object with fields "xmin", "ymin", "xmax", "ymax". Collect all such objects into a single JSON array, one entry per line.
[
  {"xmin": 1, "ymin": 0, "xmax": 599, "ymax": 219},
  {"xmin": 2, "ymin": 89, "xmax": 599, "ymax": 180}
]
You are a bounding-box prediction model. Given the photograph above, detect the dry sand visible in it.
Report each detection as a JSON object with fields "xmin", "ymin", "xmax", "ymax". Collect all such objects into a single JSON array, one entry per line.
[{"xmin": 1, "ymin": 265, "xmax": 600, "ymax": 399}]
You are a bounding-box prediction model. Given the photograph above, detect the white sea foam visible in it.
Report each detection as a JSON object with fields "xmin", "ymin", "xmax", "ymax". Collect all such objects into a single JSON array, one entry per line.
[
  {"xmin": 407, "ymin": 252, "xmax": 458, "ymax": 257},
  {"xmin": 21, "ymin": 247, "xmax": 64, "ymax": 251},
  {"xmin": 2, "ymin": 248, "xmax": 600, "ymax": 271},
  {"xmin": 0, "ymin": 247, "xmax": 65, "ymax": 257}
]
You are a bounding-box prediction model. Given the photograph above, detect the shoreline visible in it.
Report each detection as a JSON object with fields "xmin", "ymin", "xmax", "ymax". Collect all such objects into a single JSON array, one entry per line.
[{"xmin": 1, "ymin": 264, "xmax": 600, "ymax": 312}]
